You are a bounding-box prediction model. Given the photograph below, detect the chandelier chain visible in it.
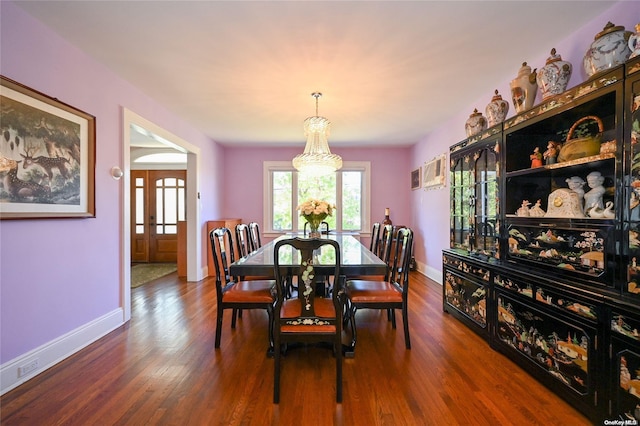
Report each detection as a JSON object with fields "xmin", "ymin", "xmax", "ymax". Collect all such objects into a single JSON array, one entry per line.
[{"xmin": 312, "ymin": 92, "xmax": 322, "ymax": 116}]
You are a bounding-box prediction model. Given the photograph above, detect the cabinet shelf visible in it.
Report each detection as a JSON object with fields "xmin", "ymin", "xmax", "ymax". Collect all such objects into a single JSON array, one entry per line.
[
  {"xmin": 505, "ymin": 215, "xmax": 614, "ymax": 223},
  {"xmin": 505, "ymin": 152, "xmax": 616, "ymax": 178}
]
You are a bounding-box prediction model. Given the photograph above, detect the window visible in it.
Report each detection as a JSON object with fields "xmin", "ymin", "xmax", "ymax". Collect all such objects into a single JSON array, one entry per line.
[{"xmin": 263, "ymin": 161, "xmax": 371, "ymax": 234}]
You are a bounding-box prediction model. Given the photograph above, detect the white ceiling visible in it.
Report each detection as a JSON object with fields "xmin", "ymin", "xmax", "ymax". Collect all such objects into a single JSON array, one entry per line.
[{"xmin": 14, "ymin": 1, "xmax": 617, "ymax": 148}]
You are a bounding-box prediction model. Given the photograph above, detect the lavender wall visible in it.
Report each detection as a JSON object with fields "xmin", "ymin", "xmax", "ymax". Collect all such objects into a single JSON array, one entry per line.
[
  {"xmin": 411, "ymin": 1, "xmax": 638, "ymax": 280},
  {"xmin": 0, "ymin": 2, "xmax": 223, "ymax": 366},
  {"xmin": 223, "ymin": 146, "xmax": 412, "ymax": 244},
  {"xmin": 1, "ymin": 0, "xmax": 637, "ymax": 391}
]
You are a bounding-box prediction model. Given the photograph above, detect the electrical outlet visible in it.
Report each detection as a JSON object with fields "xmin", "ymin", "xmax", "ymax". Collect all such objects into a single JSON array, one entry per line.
[{"xmin": 18, "ymin": 359, "xmax": 39, "ymax": 377}]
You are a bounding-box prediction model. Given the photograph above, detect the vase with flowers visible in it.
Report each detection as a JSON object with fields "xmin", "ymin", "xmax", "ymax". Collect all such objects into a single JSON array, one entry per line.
[{"xmin": 297, "ymin": 198, "xmax": 335, "ymax": 238}]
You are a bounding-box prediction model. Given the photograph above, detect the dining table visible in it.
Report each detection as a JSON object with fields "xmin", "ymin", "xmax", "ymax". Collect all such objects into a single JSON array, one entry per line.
[
  {"xmin": 228, "ymin": 233, "xmax": 387, "ymax": 357},
  {"xmin": 229, "ymin": 233, "xmax": 387, "ymax": 278}
]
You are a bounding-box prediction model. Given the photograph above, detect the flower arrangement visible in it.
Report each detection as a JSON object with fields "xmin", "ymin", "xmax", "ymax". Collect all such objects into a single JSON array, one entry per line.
[{"xmin": 297, "ymin": 198, "xmax": 335, "ymax": 233}]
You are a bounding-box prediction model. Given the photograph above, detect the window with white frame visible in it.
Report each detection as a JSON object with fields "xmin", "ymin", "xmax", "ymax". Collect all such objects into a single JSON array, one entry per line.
[{"xmin": 263, "ymin": 161, "xmax": 371, "ymax": 234}]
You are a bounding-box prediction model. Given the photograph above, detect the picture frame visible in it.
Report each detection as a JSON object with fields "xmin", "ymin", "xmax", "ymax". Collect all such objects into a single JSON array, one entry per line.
[
  {"xmin": 0, "ymin": 76, "xmax": 95, "ymax": 219},
  {"xmin": 411, "ymin": 167, "xmax": 421, "ymax": 190},
  {"xmin": 423, "ymin": 153, "xmax": 447, "ymax": 190}
]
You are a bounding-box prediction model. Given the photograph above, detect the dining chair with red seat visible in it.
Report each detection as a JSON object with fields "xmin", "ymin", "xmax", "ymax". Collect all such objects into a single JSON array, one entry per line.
[
  {"xmin": 272, "ymin": 237, "xmax": 345, "ymax": 403},
  {"xmin": 345, "ymin": 227, "xmax": 413, "ymax": 353},
  {"xmin": 209, "ymin": 227, "xmax": 275, "ymax": 349}
]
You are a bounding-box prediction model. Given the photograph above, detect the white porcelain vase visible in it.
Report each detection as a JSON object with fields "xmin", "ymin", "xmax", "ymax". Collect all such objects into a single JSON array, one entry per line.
[
  {"xmin": 485, "ymin": 90, "xmax": 509, "ymax": 127},
  {"xmin": 465, "ymin": 109, "xmax": 487, "ymax": 137},
  {"xmin": 583, "ymin": 22, "xmax": 632, "ymax": 78},
  {"xmin": 510, "ymin": 62, "xmax": 538, "ymax": 114},
  {"xmin": 537, "ymin": 48, "xmax": 572, "ymax": 100}
]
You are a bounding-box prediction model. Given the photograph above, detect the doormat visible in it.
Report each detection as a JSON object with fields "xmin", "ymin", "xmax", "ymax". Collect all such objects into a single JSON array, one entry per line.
[{"xmin": 131, "ymin": 263, "xmax": 177, "ymax": 288}]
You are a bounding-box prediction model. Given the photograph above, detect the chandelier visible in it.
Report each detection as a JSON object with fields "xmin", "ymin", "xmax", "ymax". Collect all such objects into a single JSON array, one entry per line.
[{"xmin": 292, "ymin": 92, "xmax": 342, "ymax": 176}]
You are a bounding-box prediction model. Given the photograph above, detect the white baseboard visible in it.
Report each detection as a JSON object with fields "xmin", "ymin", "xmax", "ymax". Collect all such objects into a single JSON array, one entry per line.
[
  {"xmin": 0, "ymin": 308, "xmax": 124, "ymax": 395},
  {"xmin": 415, "ymin": 260, "xmax": 442, "ymax": 285}
]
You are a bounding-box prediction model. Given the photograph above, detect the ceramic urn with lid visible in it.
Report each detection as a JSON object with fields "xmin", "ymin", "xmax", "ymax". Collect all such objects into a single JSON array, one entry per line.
[
  {"xmin": 465, "ymin": 109, "xmax": 487, "ymax": 137},
  {"xmin": 537, "ymin": 48, "xmax": 572, "ymax": 100},
  {"xmin": 485, "ymin": 90, "xmax": 509, "ymax": 127},
  {"xmin": 510, "ymin": 62, "xmax": 538, "ymax": 114},
  {"xmin": 583, "ymin": 21, "xmax": 632, "ymax": 78}
]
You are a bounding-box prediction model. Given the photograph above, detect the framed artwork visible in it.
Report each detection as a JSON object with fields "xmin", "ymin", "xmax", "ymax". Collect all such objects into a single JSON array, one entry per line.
[
  {"xmin": 411, "ymin": 167, "xmax": 421, "ymax": 190},
  {"xmin": 423, "ymin": 153, "xmax": 447, "ymax": 190},
  {"xmin": 0, "ymin": 76, "xmax": 95, "ymax": 219}
]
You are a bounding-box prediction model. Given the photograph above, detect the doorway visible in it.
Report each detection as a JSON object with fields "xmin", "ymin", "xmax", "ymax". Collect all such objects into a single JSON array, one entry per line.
[
  {"xmin": 123, "ymin": 107, "xmax": 202, "ymax": 322},
  {"xmin": 131, "ymin": 170, "xmax": 186, "ymax": 263}
]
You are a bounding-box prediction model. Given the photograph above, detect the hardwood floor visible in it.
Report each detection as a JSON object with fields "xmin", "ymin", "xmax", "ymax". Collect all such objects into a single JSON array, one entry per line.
[{"xmin": 1, "ymin": 271, "xmax": 590, "ymax": 425}]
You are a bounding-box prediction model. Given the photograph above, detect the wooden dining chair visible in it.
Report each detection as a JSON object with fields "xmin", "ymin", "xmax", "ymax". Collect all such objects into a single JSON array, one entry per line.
[
  {"xmin": 303, "ymin": 220, "xmax": 330, "ymax": 236},
  {"xmin": 345, "ymin": 227, "xmax": 413, "ymax": 354},
  {"xmin": 272, "ymin": 237, "xmax": 345, "ymax": 403},
  {"xmin": 248, "ymin": 222, "xmax": 262, "ymax": 249},
  {"xmin": 209, "ymin": 227, "xmax": 275, "ymax": 349}
]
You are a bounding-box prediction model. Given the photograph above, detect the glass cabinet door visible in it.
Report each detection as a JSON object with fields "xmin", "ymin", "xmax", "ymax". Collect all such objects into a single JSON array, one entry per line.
[
  {"xmin": 450, "ymin": 141, "xmax": 499, "ymax": 258},
  {"xmin": 450, "ymin": 153, "xmax": 473, "ymax": 251},
  {"xmin": 472, "ymin": 145, "xmax": 499, "ymax": 258},
  {"xmin": 626, "ymin": 67, "xmax": 640, "ymax": 300}
]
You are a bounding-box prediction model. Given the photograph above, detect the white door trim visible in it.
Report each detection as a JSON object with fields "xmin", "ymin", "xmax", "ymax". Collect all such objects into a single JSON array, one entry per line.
[{"xmin": 122, "ymin": 108, "xmax": 202, "ymax": 321}]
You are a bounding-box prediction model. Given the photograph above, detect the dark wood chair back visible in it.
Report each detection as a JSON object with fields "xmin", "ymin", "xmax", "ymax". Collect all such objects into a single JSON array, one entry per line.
[
  {"xmin": 235, "ymin": 223, "xmax": 254, "ymax": 257},
  {"xmin": 389, "ymin": 227, "xmax": 413, "ymax": 295},
  {"xmin": 369, "ymin": 222, "xmax": 381, "ymax": 254},
  {"xmin": 210, "ymin": 227, "xmax": 236, "ymax": 287},
  {"xmin": 378, "ymin": 224, "xmax": 394, "ymax": 260},
  {"xmin": 377, "ymin": 224, "xmax": 395, "ymax": 280},
  {"xmin": 248, "ymin": 222, "xmax": 262, "ymax": 249},
  {"xmin": 272, "ymin": 237, "xmax": 344, "ymax": 403}
]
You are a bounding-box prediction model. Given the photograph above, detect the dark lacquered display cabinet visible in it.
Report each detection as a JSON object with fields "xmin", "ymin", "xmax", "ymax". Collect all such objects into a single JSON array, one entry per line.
[
  {"xmin": 610, "ymin": 56, "xmax": 640, "ymax": 422},
  {"xmin": 609, "ymin": 300, "xmax": 640, "ymax": 421},
  {"xmin": 443, "ymin": 58, "xmax": 640, "ymax": 423},
  {"xmin": 444, "ymin": 127, "xmax": 500, "ymax": 338}
]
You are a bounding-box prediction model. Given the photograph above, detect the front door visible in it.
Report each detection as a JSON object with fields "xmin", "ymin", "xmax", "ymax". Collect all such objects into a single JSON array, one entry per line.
[{"xmin": 131, "ymin": 170, "xmax": 186, "ymax": 263}]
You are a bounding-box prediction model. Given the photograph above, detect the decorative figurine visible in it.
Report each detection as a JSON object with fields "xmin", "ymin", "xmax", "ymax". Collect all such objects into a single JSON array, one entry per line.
[
  {"xmin": 603, "ymin": 201, "xmax": 615, "ymax": 219},
  {"xmin": 587, "ymin": 203, "xmax": 606, "ymax": 218},
  {"xmin": 517, "ymin": 200, "xmax": 531, "ymax": 217},
  {"xmin": 530, "ymin": 147, "xmax": 543, "ymax": 168},
  {"xmin": 584, "ymin": 171, "xmax": 606, "ymax": 214},
  {"xmin": 543, "ymin": 141, "xmax": 560, "ymax": 165},
  {"xmin": 566, "ymin": 176, "xmax": 586, "ymax": 201},
  {"xmin": 529, "ymin": 199, "xmax": 545, "ymax": 217}
]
